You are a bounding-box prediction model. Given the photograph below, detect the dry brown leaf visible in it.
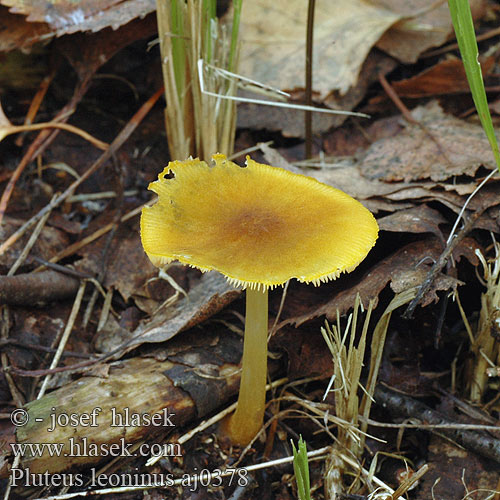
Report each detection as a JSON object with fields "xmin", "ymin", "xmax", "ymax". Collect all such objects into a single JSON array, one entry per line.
[
  {"xmin": 0, "ymin": 8, "xmax": 52, "ymax": 51},
  {"xmin": 308, "ymin": 165, "xmax": 424, "ymax": 201},
  {"xmin": 103, "ymin": 232, "xmax": 156, "ymax": 302},
  {"xmin": 272, "ymin": 325, "xmax": 333, "ymax": 380},
  {"xmin": 74, "ymin": 220, "xmax": 157, "ymax": 302},
  {"xmin": 1, "ymin": 0, "xmax": 155, "ymax": 36},
  {"xmin": 53, "ymin": 15, "xmax": 157, "ymax": 79},
  {"xmin": 261, "ymin": 144, "xmax": 472, "ymax": 215},
  {"xmin": 378, "ymin": 205, "xmax": 447, "ymax": 237},
  {"xmin": 390, "ymin": 268, "xmax": 461, "ymax": 306},
  {"xmin": 284, "ymin": 237, "xmax": 478, "ymax": 327},
  {"xmin": 376, "ymin": 0, "xmax": 485, "ymax": 63},
  {"xmin": 238, "ymin": 0, "xmax": 485, "ymax": 98},
  {"xmin": 238, "ymin": 0, "xmax": 401, "ymax": 97},
  {"xmin": 361, "ymin": 100, "xmax": 497, "ymax": 182},
  {"xmin": 390, "ymin": 56, "xmax": 494, "ymax": 98},
  {"xmin": 95, "ymin": 272, "xmax": 241, "ymax": 354},
  {"xmin": 301, "ymin": 163, "xmax": 454, "ymax": 213}
]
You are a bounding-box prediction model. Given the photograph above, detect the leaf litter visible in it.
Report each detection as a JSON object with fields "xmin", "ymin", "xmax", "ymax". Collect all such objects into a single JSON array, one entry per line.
[{"xmin": 1, "ymin": 1, "xmax": 500, "ymax": 498}]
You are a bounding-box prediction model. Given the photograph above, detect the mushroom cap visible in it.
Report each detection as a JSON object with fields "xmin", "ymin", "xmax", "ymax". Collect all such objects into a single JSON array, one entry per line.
[{"xmin": 141, "ymin": 154, "xmax": 378, "ymax": 290}]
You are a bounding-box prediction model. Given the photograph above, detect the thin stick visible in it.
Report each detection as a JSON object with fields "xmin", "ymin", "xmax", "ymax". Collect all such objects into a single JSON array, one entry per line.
[
  {"xmin": 390, "ymin": 464, "xmax": 429, "ymax": 499},
  {"xmin": 305, "ymin": 0, "xmax": 316, "ymax": 159},
  {"xmin": 0, "ymin": 306, "xmax": 24, "ymax": 408},
  {"xmin": 37, "ymin": 281, "xmax": 86, "ymax": 399},
  {"xmin": 378, "ymin": 72, "xmax": 416, "ymax": 123},
  {"xmin": 34, "ymin": 204, "xmax": 144, "ymax": 271},
  {"xmin": 3, "ymin": 455, "xmax": 21, "ymax": 500},
  {"xmin": 0, "ymin": 88, "xmax": 163, "ymax": 257},
  {"xmin": 2, "ymin": 122, "xmax": 108, "ymax": 150},
  {"xmin": 15, "ymin": 72, "xmax": 55, "ymax": 147},
  {"xmin": 7, "ymin": 208, "xmax": 51, "ymax": 276},
  {"xmin": 0, "ymin": 338, "xmax": 92, "ymax": 358},
  {"xmin": 359, "ymin": 416, "xmax": 500, "ymax": 432},
  {"xmin": 403, "ymin": 209, "xmax": 484, "ymax": 318},
  {"xmin": 269, "ymin": 280, "xmax": 289, "ymax": 339}
]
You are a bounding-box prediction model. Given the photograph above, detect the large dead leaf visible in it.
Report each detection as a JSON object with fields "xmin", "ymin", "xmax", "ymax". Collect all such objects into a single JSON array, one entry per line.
[
  {"xmin": 284, "ymin": 237, "xmax": 478, "ymax": 327},
  {"xmin": 390, "ymin": 56, "xmax": 494, "ymax": 98},
  {"xmin": 361, "ymin": 101, "xmax": 497, "ymax": 182},
  {"xmin": 238, "ymin": 0, "xmax": 486, "ymax": 98},
  {"xmin": 0, "ymin": 0, "xmax": 155, "ymax": 37},
  {"xmin": 271, "ymin": 324, "xmax": 333, "ymax": 380},
  {"xmin": 237, "ymin": 51, "xmax": 396, "ymax": 137},
  {"xmin": 262, "ymin": 144, "xmax": 478, "ymax": 216},
  {"xmin": 239, "ymin": 0, "xmax": 401, "ymax": 97},
  {"xmin": 376, "ymin": 0, "xmax": 485, "ymax": 64},
  {"xmin": 296, "ymin": 162, "xmax": 459, "ymax": 214}
]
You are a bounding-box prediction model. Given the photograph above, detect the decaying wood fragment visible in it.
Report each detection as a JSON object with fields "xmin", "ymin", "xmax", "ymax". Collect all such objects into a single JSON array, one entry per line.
[
  {"xmin": 3, "ymin": 330, "xmax": 247, "ymax": 475},
  {"xmin": 374, "ymin": 384, "xmax": 500, "ymax": 464}
]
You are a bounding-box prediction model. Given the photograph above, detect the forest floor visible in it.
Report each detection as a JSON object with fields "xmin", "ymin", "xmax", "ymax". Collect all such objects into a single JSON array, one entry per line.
[{"xmin": 1, "ymin": 1, "xmax": 500, "ymax": 499}]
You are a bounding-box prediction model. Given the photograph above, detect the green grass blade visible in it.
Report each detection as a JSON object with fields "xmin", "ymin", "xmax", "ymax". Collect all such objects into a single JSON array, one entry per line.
[
  {"xmin": 202, "ymin": 0, "xmax": 216, "ymax": 63},
  {"xmin": 171, "ymin": 0, "xmax": 186, "ymax": 99},
  {"xmin": 292, "ymin": 436, "xmax": 312, "ymax": 500},
  {"xmin": 228, "ymin": 0, "xmax": 242, "ymax": 72},
  {"xmin": 448, "ymin": 0, "xmax": 500, "ymax": 171}
]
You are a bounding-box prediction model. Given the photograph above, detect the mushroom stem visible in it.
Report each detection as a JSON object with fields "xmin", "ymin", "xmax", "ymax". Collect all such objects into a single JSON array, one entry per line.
[{"xmin": 226, "ymin": 287, "xmax": 268, "ymax": 445}]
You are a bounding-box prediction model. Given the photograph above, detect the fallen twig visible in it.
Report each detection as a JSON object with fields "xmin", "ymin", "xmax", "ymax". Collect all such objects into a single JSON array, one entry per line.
[
  {"xmin": 374, "ymin": 384, "xmax": 500, "ymax": 464},
  {"xmin": 0, "ymin": 87, "xmax": 163, "ymax": 257},
  {"xmin": 1, "ymin": 121, "xmax": 108, "ymax": 150},
  {"xmin": 403, "ymin": 209, "xmax": 483, "ymax": 318},
  {"xmin": 0, "ymin": 338, "xmax": 92, "ymax": 359},
  {"xmin": 0, "ymin": 270, "xmax": 80, "ymax": 307}
]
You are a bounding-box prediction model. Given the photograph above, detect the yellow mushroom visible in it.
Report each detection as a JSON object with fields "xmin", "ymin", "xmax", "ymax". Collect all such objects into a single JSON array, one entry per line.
[{"xmin": 141, "ymin": 153, "xmax": 378, "ymax": 445}]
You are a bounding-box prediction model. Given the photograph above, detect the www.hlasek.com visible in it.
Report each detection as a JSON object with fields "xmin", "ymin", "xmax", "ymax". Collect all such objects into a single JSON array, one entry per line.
[
  {"xmin": 11, "ymin": 438, "xmax": 182, "ymax": 459},
  {"xmin": 10, "ymin": 467, "xmax": 250, "ymax": 489}
]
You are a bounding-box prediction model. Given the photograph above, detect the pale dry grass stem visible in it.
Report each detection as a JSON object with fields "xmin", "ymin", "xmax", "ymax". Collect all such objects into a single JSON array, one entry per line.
[
  {"xmin": 319, "ymin": 289, "xmax": 422, "ymax": 498},
  {"xmin": 455, "ymin": 237, "xmax": 500, "ymax": 403},
  {"xmin": 156, "ymin": 0, "xmax": 241, "ymax": 160}
]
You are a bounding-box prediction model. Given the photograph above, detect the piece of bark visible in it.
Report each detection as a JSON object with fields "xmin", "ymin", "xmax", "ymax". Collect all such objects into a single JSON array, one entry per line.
[
  {"xmin": 374, "ymin": 385, "xmax": 500, "ymax": 464},
  {"xmin": 0, "ymin": 270, "xmax": 80, "ymax": 306},
  {"xmin": 4, "ymin": 330, "xmax": 247, "ymax": 475}
]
